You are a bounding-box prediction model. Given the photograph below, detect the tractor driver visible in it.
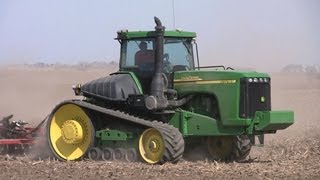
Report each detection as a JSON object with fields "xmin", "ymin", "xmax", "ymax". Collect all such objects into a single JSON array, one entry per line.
[{"xmin": 134, "ymin": 41, "xmax": 155, "ymax": 67}]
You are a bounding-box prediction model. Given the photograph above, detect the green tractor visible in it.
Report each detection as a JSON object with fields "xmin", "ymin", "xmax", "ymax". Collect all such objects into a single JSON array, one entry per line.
[{"xmin": 46, "ymin": 17, "xmax": 294, "ymax": 164}]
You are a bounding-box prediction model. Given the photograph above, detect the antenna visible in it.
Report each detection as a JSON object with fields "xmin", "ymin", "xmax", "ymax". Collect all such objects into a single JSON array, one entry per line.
[{"xmin": 172, "ymin": 0, "xmax": 176, "ymax": 29}]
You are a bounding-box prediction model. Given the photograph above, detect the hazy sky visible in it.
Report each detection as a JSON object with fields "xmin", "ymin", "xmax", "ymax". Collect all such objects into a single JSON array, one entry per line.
[{"xmin": 0, "ymin": 0, "xmax": 319, "ymax": 70}]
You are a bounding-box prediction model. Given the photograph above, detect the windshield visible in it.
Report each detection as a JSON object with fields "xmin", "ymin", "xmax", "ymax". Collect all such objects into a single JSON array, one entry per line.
[
  {"xmin": 164, "ymin": 38, "xmax": 194, "ymax": 71},
  {"xmin": 120, "ymin": 38, "xmax": 194, "ymax": 72}
]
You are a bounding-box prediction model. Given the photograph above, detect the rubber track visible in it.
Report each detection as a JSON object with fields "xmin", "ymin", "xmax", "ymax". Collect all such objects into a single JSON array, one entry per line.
[
  {"xmin": 151, "ymin": 121, "xmax": 185, "ymax": 164},
  {"xmin": 60, "ymin": 99, "xmax": 185, "ymax": 164}
]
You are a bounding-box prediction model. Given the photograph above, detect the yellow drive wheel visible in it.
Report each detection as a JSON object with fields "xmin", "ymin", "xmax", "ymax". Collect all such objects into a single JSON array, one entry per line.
[
  {"xmin": 207, "ymin": 136, "xmax": 233, "ymax": 160},
  {"xmin": 139, "ymin": 128, "xmax": 165, "ymax": 164},
  {"xmin": 47, "ymin": 103, "xmax": 94, "ymax": 161}
]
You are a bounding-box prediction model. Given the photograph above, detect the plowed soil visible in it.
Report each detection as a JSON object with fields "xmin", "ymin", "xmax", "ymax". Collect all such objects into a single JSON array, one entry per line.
[{"xmin": 0, "ymin": 66, "xmax": 319, "ymax": 180}]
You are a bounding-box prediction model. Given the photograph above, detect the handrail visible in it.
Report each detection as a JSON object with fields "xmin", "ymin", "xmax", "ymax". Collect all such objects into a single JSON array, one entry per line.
[{"xmin": 196, "ymin": 65, "xmax": 234, "ymax": 70}]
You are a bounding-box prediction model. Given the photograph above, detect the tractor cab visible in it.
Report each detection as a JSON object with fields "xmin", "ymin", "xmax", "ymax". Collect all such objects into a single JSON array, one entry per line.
[{"xmin": 116, "ymin": 30, "xmax": 197, "ymax": 93}]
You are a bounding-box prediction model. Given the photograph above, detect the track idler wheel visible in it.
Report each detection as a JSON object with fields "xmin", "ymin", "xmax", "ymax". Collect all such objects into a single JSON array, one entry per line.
[
  {"xmin": 125, "ymin": 148, "xmax": 138, "ymax": 162},
  {"xmin": 88, "ymin": 147, "xmax": 102, "ymax": 160},
  {"xmin": 113, "ymin": 148, "xmax": 126, "ymax": 161},
  {"xmin": 102, "ymin": 147, "xmax": 114, "ymax": 161},
  {"xmin": 46, "ymin": 103, "xmax": 95, "ymax": 161}
]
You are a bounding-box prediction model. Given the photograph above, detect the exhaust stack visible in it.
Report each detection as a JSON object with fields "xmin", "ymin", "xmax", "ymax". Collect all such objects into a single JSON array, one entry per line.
[{"xmin": 145, "ymin": 17, "xmax": 168, "ymax": 110}]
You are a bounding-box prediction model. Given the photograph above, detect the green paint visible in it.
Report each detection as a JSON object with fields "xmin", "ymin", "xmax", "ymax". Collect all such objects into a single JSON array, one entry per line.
[
  {"xmin": 111, "ymin": 71, "xmax": 143, "ymax": 94},
  {"xmin": 169, "ymin": 110, "xmax": 245, "ymax": 136},
  {"xmin": 95, "ymin": 129, "xmax": 139, "ymax": 149},
  {"xmin": 174, "ymin": 70, "xmax": 265, "ymax": 126},
  {"xmin": 96, "ymin": 129, "xmax": 134, "ymax": 141},
  {"xmin": 169, "ymin": 110, "xmax": 294, "ymax": 136},
  {"xmin": 169, "ymin": 70, "xmax": 293, "ymax": 136},
  {"xmin": 254, "ymin": 111, "xmax": 294, "ymax": 131}
]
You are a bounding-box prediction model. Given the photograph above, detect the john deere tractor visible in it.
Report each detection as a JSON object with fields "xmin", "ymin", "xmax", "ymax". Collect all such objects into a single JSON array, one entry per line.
[{"xmin": 46, "ymin": 17, "xmax": 294, "ymax": 164}]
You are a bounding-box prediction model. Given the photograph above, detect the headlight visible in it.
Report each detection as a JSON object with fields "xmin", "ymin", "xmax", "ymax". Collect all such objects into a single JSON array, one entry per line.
[
  {"xmin": 246, "ymin": 77, "xmax": 270, "ymax": 83},
  {"xmin": 259, "ymin": 78, "xmax": 264, "ymax": 82}
]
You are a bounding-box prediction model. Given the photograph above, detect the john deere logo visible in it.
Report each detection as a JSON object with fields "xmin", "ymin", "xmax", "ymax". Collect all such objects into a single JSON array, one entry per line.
[{"xmin": 260, "ymin": 96, "xmax": 265, "ymax": 103}]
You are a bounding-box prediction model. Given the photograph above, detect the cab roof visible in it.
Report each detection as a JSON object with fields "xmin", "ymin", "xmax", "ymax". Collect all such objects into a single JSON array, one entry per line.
[{"xmin": 116, "ymin": 30, "xmax": 197, "ymax": 40}]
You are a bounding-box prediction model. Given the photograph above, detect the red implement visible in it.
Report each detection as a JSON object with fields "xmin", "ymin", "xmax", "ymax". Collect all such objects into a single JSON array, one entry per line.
[
  {"xmin": 0, "ymin": 139, "xmax": 34, "ymax": 145},
  {"xmin": 0, "ymin": 115, "xmax": 46, "ymax": 154}
]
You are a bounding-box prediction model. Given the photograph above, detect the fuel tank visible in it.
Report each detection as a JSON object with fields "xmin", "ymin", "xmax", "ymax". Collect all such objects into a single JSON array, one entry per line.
[{"xmin": 80, "ymin": 73, "xmax": 140, "ymax": 101}]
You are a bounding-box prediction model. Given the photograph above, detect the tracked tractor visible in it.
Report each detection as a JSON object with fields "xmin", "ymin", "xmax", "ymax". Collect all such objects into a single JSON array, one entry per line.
[{"xmin": 46, "ymin": 17, "xmax": 294, "ymax": 164}]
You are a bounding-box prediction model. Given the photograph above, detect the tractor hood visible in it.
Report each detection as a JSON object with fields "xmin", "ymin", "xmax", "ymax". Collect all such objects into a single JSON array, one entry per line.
[{"xmin": 173, "ymin": 70, "xmax": 270, "ymax": 85}]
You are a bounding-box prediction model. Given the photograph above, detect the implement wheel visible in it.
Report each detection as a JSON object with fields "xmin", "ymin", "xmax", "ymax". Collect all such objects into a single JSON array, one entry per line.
[
  {"xmin": 47, "ymin": 103, "xmax": 94, "ymax": 161},
  {"xmin": 139, "ymin": 128, "xmax": 165, "ymax": 164}
]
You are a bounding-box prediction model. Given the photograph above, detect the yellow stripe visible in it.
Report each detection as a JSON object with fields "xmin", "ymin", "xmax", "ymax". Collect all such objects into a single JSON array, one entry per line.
[
  {"xmin": 174, "ymin": 79, "xmax": 236, "ymax": 85},
  {"xmin": 173, "ymin": 77, "xmax": 203, "ymax": 82}
]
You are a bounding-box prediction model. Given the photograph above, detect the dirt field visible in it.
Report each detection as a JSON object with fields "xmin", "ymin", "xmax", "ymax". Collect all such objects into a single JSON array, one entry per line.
[{"xmin": 0, "ymin": 66, "xmax": 319, "ymax": 180}]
